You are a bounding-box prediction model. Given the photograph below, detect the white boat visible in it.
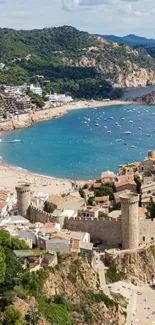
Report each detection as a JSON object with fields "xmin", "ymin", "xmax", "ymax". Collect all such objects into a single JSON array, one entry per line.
[
  {"xmin": 125, "ymin": 131, "xmax": 132, "ymax": 135},
  {"xmin": 121, "ymin": 118, "xmax": 125, "ymax": 120},
  {"xmin": 138, "ymin": 127, "xmax": 142, "ymax": 130},
  {"xmin": 131, "ymin": 145, "xmax": 136, "ymax": 148},
  {"xmin": 107, "ymin": 131, "xmax": 112, "ymax": 133},
  {"xmin": 95, "ymin": 124, "xmax": 99, "ymax": 127},
  {"xmin": 129, "ymin": 120, "xmax": 133, "ymax": 123},
  {"xmin": 115, "ymin": 139, "xmax": 122, "ymax": 142},
  {"xmin": 0, "ymin": 139, "xmax": 22, "ymax": 143}
]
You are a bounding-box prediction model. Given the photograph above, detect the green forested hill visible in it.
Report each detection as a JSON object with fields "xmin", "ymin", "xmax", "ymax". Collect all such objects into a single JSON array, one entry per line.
[{"xmin": 1, "ymin": 26, "xmax": 155, "ymax": 99}]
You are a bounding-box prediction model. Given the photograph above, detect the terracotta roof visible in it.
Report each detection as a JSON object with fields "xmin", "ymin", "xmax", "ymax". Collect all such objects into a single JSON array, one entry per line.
[
  {"xmin": 52, "ymin": 230, "xmax": 86, "ymax": 241},
  {"xmin": 0, "ymin": 201, "xmax": 7, "ymax": 209},
  {"xmin": 127, "ymin": 162, "xmax": 140, "ymax": 167},
  {"xmin": 48, "ymin": 195, "xmax": 76, "ymax": 205},
  {"xmin": 79, "ymin": 206, "xmax": 99, "ymax": 212},
  {"xmin": 116, "ymin": 180, "xmax": 136, "ymax": 188},
  {"xmin": 120, "ymin": 162, "xmax": 140, "ymax": 168},
  {"xmin": 41, "ymin": 223, "xmax": 58, "ymax": 234},
  {"xmin": 95, "ymin": 196, "xmax": 109, "ymax": 202}
]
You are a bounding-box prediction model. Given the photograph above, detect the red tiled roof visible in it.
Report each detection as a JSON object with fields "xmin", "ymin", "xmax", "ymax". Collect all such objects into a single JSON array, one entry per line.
[{"xmin": 116, "ymin": 180, "xmax": 136, "ymax": 188}]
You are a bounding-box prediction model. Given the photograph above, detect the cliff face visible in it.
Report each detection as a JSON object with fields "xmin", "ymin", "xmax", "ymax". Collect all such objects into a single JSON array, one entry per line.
[
  {"xmin": 42, "ymin": 255, "xmax": 126, "ymax": 325},
  {"xmin": 109, "ymin": 248, "xmax": 155, "ymax": 285},
  {"xmin": 114, "ymin": 67, "xmax": 155, "ymax": 88},
  {"xmin": 7, "ymin": 255, "xmax": 126, "ymax": 325}
]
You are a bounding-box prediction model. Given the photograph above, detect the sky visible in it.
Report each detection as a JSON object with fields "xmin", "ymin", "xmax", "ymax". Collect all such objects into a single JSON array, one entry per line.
[{"xmin": 0, "ymin": 0, "xmax": 155, "ymax": 37}]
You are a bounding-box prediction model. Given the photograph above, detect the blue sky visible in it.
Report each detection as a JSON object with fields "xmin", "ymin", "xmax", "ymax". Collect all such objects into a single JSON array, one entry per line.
[{"xmin": 0, "ymin": 0, "xmax": 155, "ymax": 37}]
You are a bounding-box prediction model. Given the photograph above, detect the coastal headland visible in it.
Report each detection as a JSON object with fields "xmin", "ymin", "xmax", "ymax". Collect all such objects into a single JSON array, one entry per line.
[{"xmin": 0, "ymin": 99, "xmax": 132, "ymax": 131}]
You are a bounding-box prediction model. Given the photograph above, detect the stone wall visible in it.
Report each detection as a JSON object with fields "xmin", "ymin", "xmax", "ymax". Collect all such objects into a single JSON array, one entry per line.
[
  {"xmin": 64, "ymin": 217, "xmax": 122, "ymax": 247},
  {"xmin": 27, "ymin": 205, "xmax": 51, "ymax": 223},
  {"xmin": 27, "ymin": 205, "xmax": 66, "ymax": 226},
  {"xmin": 139, "ymin": 219, "xmax": 155, "ymax": 244}
]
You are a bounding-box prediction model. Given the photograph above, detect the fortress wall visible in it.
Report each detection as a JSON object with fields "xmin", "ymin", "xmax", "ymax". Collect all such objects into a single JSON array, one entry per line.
[
  {"xmin": 64, "ymin": 217, "xmax": 122, "ymax": 247},
  {"xmin": 27, "ymin": 205, "xmax": 65, "ymax": 226},
  {"xmin": 27, "ymin": 205, "xmax": 51, "ymax": 223},
  {"xmin": 139, "ymin": 219, "xmax": 155, "ymax": 244}
]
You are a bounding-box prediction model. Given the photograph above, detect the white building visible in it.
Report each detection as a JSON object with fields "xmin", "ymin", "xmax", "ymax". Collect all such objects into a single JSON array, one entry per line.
[
  {"xmin": 4, "ymin": 85, "xmax": 27, "ymax": 95},
  {"xmin": 48, "ymin": 93, "xmax": 73, "ymax": 104},
  {"xmin": 29, "ymin": 84, "xmax": 42, "ymax": 97}
]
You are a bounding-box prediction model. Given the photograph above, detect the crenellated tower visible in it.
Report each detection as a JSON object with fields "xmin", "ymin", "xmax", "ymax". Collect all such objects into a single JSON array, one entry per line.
[
  {"xmin": 120, "ymin": 193, "xmax": 139, "ymax": 250},
  {"xmin": 16, "ymin": 184, "xmax": 31, "ymax": 217}
]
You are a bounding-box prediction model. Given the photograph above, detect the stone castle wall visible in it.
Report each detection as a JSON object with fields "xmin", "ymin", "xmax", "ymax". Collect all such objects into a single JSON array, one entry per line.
[
  {"xmin": 64, "ymin": 217, "xmax": 122, "ymax": 247},
  {"xmin": 27, "ymin": 206, "xmax": 155, "ymax": 249},
  {"xmin": 27, "ymin": 205, "xmax": 66, "ymax": 226},
  {"xmin": 27, "ymin": 205, "xmax": 51, "ymax": 223},
  {"xmin": 139, "ymin": 219, "xmax": 155, "ymax": 244}
]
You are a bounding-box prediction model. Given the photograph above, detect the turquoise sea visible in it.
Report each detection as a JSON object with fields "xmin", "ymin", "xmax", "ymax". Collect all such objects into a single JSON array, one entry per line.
[{"xmin": 1, "ymin": 103, "xmax": 155, "ymax": 180}]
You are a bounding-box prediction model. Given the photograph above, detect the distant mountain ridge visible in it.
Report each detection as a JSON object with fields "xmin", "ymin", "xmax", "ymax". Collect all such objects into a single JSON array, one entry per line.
[{"xmin": 98, "ymin": 34, "xmax": 155, "ymax": 47}]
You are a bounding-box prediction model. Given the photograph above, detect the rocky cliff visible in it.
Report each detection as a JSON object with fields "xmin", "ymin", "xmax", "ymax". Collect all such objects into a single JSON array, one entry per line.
[
  {"xmin": 136, "ymin": 90, "xmax": 155, "ymax": 105},
  {"xmin": 9, "ymin": 255, "xmax": 126, "ymax": 325},
  {"xmin": 107, "ymin": 246, "xmax": 155, "ymax": 285}
]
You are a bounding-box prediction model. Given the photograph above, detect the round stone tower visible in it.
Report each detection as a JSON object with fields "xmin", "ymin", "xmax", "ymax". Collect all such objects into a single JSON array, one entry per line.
[
  {"xmin": 16, "ymin": 184, "xmax": 31, "ymax": 217},
  {"xmin": 148, "ymin": 150, "xmax": 155, "ymax": 159},
  {"xmin": 120, "ymin": 193, "xmax": 139, "ymax": 250}
]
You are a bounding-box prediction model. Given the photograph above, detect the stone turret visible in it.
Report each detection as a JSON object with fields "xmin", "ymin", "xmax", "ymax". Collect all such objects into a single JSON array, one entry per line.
[
  {"xmin": 16, "ymin": 184, "xmax": 31, "ymax": 217},
  {"xmin": 120, "ymin": 193, "xmax": 139, "ymax": 250}
]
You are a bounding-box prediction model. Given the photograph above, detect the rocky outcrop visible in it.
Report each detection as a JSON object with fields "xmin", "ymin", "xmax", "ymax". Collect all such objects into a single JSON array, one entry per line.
[
  {"xmin": 42, "ymin": 255, "xmax": 126, "ymax": 325},
  {"xmin": 108, "ymin": 247, "xmax": 155, "ymax": 285},
  {"xmin": 136, "ymin": 90, "xmax": 155, "ymax": 105},
  {"xmin": 114, "ymin": 68, "xmax": 155, "ymax": 88},
  {"xmin": 12, "ymin": 297, "xmax": 49, "ymax": 325}
]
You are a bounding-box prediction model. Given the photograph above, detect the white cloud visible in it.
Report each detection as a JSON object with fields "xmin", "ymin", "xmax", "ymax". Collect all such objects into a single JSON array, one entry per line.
[
  {"xmin": 0, "ymin": 0, "xmax": 154, "ymax": 38},
  {"xmin": 62, "ymin": 0, "xmax": 142, "ymax": 11}
]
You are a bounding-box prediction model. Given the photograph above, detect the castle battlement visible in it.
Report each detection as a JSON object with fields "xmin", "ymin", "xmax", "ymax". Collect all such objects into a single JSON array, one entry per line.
[
  {"xmin": 64, "ymin": 216, "xmax": 120, "ymax": 223},
  {"xmin": 30, "ymin": 205, "xmax": 51, "ymax": 217},
  {"xmin": 16, "ymin": 184, "xmax": 31, "ymax": 193},
  {"xmin": 120, "ymin": 193, "xmax": 139, "ymax": 204}
]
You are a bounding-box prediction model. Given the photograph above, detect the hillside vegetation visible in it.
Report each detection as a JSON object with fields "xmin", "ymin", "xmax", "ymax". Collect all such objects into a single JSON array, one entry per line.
[
  {"xmin": 0, "ymin": 229, "xmax": 126, "ymax": 325},
  {"xmin": 1, "ymin": 26, "xmax": 155, "ymax": 98}
]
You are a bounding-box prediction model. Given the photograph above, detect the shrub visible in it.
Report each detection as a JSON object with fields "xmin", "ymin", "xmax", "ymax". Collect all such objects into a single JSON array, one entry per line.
[
  {"xmin": 105, "ymin": 265, "xmax": 125, "ymax": 284},
  {"xmin": 37, "ymin": 295, "xmax": 73, "ymax": 325},
  {"xmin": 3, "ymin": 306, "xmax": 22, "ymax": 325}
]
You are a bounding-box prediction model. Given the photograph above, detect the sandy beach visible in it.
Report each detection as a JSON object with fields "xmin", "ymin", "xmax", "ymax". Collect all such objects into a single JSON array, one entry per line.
[
  {"xmin": 132, "ymin": 285, "xmax": 155, "ymax": 325},
  {"xmin": 0, "ymin": 161, "xmax": 86, "ymax": 195}
]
